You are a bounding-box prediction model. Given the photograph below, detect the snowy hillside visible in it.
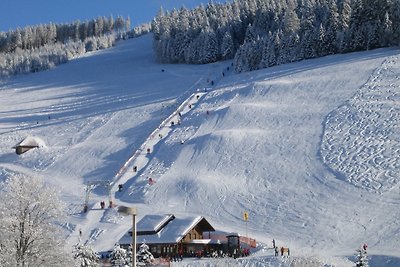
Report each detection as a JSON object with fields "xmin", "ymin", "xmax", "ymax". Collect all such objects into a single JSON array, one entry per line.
[{"xmin": 0, "ymin": 34, "xmax": 399, "ymax": 267}]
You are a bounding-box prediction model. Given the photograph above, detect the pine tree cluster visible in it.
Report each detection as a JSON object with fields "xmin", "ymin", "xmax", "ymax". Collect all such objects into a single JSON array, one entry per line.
[
  {"xmin": 0, "ymin": 16, "xmax": 131, "ymax": 77},
  {"xmin": 0, "ymin": 16, "xmax": 130, "ymax": 53},
  {"xmin": 152, "ymin": 0, "xmax": 400, "ymax": 72}
]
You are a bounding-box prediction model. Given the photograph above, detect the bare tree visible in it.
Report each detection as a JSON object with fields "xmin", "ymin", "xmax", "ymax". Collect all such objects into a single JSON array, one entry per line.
[{"xmin": 0, "ymin": 173, "xmax": 73, "ymax": 267}]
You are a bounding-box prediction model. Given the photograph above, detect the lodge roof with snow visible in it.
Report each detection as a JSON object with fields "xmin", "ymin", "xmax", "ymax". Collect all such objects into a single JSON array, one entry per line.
[{"xmin": 120, "ymin": 214, "xmax": 215, "ymax": 245}]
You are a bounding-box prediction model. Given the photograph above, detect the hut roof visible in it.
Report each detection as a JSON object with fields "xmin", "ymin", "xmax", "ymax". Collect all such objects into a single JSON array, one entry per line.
[{"xmin": 14, "ymin": 136, "xmax": 46, "ymax": 148}]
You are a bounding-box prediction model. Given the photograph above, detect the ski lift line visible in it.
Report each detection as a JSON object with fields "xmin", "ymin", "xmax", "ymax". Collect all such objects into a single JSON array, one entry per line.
[
  {"xmin": 111, "ymin": 91, "xmax": 208, "ymax": 191},
  {"xmin": 113, "ymin": 149, "xmax": 141, "ymax": 179},
  {"xmin": 111, "ymin": 94, "xmax": 199, "ymax": 181}
]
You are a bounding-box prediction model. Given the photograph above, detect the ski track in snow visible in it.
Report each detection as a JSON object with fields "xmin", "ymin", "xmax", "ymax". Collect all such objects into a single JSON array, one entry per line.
[{"xmin": 321, "ymin": 56, "xmax": 400, "ymax": 192}]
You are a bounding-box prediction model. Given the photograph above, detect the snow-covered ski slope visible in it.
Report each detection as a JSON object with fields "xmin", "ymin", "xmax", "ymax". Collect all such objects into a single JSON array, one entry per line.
[{"xmin": 0, "ymin": 34, "xmax": 399, "ymax": 266}]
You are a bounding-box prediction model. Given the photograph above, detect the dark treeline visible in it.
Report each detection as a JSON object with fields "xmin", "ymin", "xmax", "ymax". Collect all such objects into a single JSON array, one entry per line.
[
  {"xmin": 0, "ymin": 16, "xmax": 130, "ymax": 53},
  {"xmin": 152, "ymin": 0, "xmax": 400, "ymax": 72}
]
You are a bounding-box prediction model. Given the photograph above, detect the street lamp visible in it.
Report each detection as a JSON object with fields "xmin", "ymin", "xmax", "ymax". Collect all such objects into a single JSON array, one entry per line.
[{"xmin": 118, "ymin": 206, "xmax": 137, "ymax": 267}]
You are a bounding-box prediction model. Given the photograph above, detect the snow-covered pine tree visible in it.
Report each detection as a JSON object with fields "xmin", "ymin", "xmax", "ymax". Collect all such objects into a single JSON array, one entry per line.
[
  {"xmin": 247, "ymin": 38, "xmax": 262, "ymax": 71},
  {"xmin": 282, "ymin": 0, "xmax": 300, "ymax": 34},
  {"xmin": 126, "ymin": 244, "xmax": 133, "ymax": 266},
  {"xmin": 233, "ymin": 43, "xmax": 246, "ymax": 73},
  {"xmin": 137, "ymin": 242, "xmax": 154, "ymax": 265},
  {"xmin": 221, "ymin": 30, "xmax": 234, "ymax": 60},
  {"xmin": 258, "ymin": 34, "xmax": 270, "ymax": 69},
  {"xmin": 268, "ymin": 31, "xmax": 279, "ymax": 67},
  {"xmin": 354, "ymin": 247, "xmax": 369, "ymax": 267},
  {"xmin": 201, "ymin": 27, "xmax": 219, "ymax": 64},
  {"xmin": 286, "ymin": 32, "xmax": 301, "ymax": 62},
  {"xmin": 125, "ymin": 16, "xmax": 131, "ymax": 33},
  {"xmin": 381, "ymin": 11, "xmax": 393, "ymax": 47},
  {"xmin": 109, "ymin": 243, "xmax": 128, "ymax": 267},
  {"xmin": 316, "ymin": 23, "xmax": 327, "ymax": 56},
  {"xmin": 73, "ymin": 243, "xmax": 100, "ymax": 267}
]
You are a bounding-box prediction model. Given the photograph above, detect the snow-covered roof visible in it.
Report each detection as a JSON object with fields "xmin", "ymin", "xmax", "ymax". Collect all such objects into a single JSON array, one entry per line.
[
  {"xmin": 136, "ymin": 214, "xmax": 174, "ymax": 233},
  {"xmin": 120, "ymin": 214, "xmax": 215, "ymax": 245},
  {"xmin": 14, "ymin": 136, "xmax": 46, "ymax": 148}
]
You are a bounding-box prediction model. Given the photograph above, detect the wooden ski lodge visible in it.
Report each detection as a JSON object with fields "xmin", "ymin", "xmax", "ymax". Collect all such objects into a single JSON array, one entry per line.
[{"xmin": 119, "ymin": 214, "xmax": 256, "ymax": 258}]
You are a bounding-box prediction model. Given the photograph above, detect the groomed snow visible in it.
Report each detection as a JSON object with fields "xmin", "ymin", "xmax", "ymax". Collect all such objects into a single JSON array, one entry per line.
[{"xmin": 0, "ymin": 34, "xmax": 399, "ymax": 267}]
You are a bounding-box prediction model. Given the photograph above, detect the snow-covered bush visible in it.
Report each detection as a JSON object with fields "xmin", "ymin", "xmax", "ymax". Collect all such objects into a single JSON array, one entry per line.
[{"xmin": 73, "ymin": 243, "xmax": 100, "ymax": 267}]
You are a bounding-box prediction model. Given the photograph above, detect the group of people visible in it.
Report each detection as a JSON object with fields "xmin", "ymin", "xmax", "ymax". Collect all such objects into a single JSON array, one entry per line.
[{"xmin": 272, "ymin": 239, "xmax": 290, "ymax": 257}]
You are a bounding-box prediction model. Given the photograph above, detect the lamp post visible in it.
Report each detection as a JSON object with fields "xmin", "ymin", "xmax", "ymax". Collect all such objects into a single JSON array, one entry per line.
[{"xmin": 118, "ymin": 206, "xmax": 137, "ymax": 267}]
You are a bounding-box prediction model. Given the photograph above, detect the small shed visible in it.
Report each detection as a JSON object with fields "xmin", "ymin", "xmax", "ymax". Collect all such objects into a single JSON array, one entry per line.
[{"xmin": 13, "ymin": 136, "xmax": 45, "ymax": 155}]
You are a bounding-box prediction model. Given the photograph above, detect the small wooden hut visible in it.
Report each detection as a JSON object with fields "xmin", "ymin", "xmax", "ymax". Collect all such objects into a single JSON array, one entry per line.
[{"xmin": 13, "ymin": 136, "xmax": 44, "ymax": 155}]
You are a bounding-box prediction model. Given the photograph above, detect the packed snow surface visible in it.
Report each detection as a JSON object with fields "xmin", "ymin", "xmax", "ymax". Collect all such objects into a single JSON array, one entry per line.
[{"xmin": 0, "ymin": 34, "xmax": 399, "ymax": 267}]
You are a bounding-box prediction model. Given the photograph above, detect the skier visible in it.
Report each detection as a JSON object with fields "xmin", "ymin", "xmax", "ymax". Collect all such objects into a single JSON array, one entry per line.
[
  {"xmin": 272, "ymin": 239, "xmax": 276, "ymax": 248},
  {"xmin": 148, "ymin": 177, "xmax": 156, "ymax": 185},
  {"xmin": 274, "ymin": 246, "xmax": 279, "ymax": 256}
]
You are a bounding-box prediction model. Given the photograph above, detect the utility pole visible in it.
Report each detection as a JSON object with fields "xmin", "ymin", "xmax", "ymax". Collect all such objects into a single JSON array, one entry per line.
[{"xmin": 118, "ymin": 206, "xmax": 137, "ymax": 267}]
